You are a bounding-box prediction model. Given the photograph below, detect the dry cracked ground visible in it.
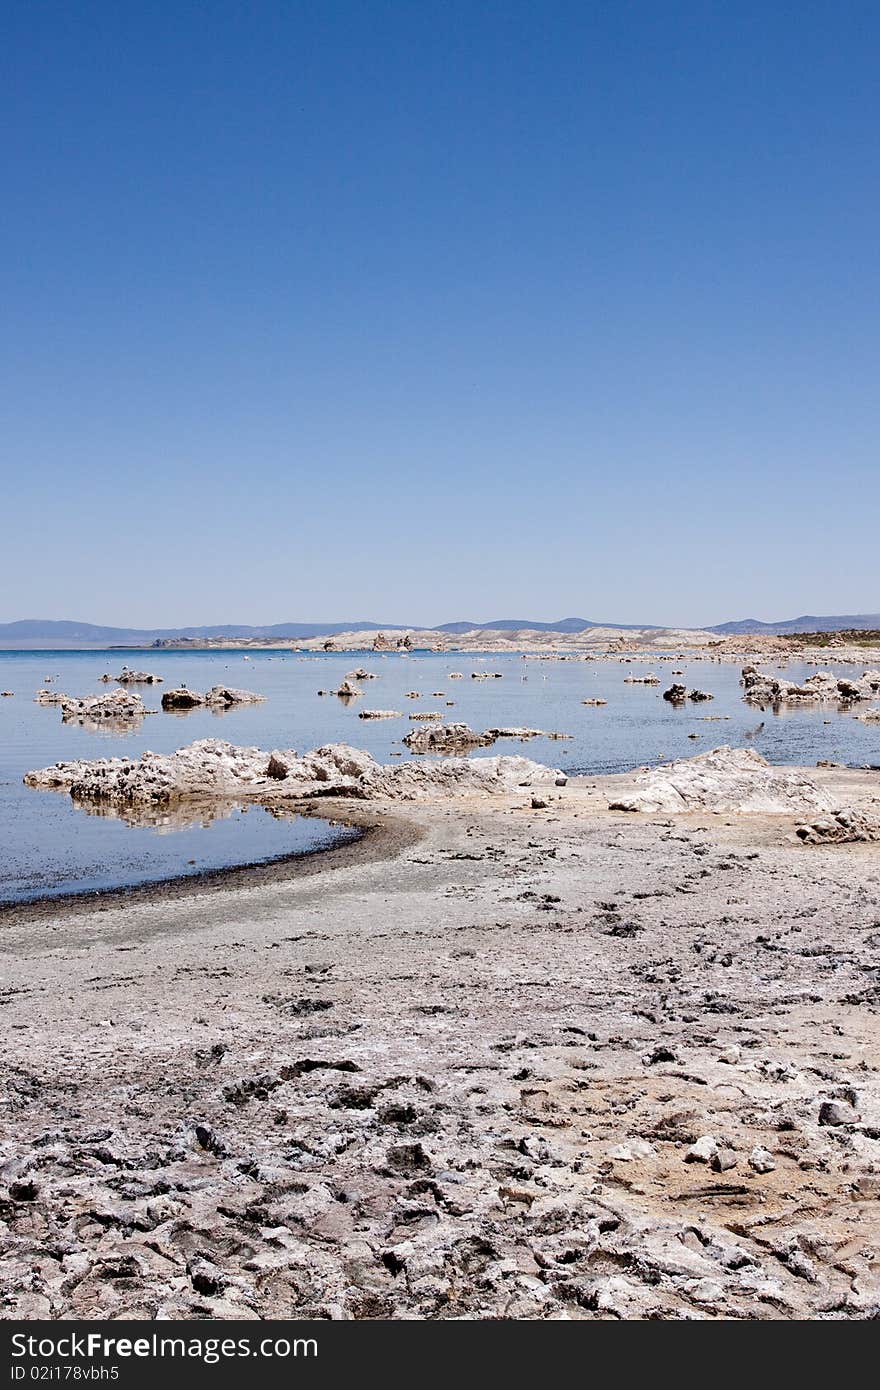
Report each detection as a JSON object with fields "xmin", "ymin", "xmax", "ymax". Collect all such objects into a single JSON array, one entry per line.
[{"xmin": 1, "ymin": 768, "xmax": 879, "ymax": 1320}]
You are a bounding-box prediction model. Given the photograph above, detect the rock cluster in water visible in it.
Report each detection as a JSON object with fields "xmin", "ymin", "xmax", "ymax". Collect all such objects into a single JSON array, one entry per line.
[
  {"xmin": 741, "ymin": 665, "xmax": 880, "ymax": 706},
  {"xmin": 402, "ymin": 723, "xmax": 570, "ymax": 753},
  {"xmin": 317, "ymin": 681, "xmax": 362, "ymax": 698},
  {"xmin": 161, "ymin": 687, "xmax": 265, "ymax": 711},
  {"xmin": 24, "ymin": 738, "xmax": 565, "ymax": 806},
  {"xmin": 34, "ymin": 690, "xmax": 150, "ymax": 724},
  {"xmin": 60, "ymin": 691, "xmax": 149, "ymax": 724},
  {"xmin": 662, "ymin": 684, "xmax": 714, "ymax": 704},
  {"xmin": 403, "ymin": 724, "xmax": 494, "ymax": 752},
  {"xmin": 101, "ymin": 668, "xmax": 163, "ymax": 684}
]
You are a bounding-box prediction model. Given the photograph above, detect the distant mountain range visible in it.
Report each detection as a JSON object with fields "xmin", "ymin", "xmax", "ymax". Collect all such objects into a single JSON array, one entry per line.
[
  {"xmin": 710, "ymin": 614, "xmax": 880, "ymax": 635},
  {"xmin": 434, "ymin": 617, "xmax": 655, "ymax": 633},
  {"xmin": 0, "ymin": 612, "xmax": 878, "ymax": 647},
  {"xmin": 442, "ymin": 614, "xmax": 880, "ymax": 635},
  {"xmin": 0, "ymin": 619, "xmax": 408, "ymax": 647}
]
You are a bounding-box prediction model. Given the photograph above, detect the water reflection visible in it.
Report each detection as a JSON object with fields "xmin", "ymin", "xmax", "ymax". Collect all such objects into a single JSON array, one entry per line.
[
  {"xmin": 68, "ymin": 794, "xmax": 239, "ymax": 830},
  {"xmin": 161, "ymin": 704, "xmax": 234, "ymax": 719},
  {"xmin": 60, "ymin": 712, "xmax": 151, "ymax": 735},
  {"xmin": 51, "ymin": 791, "xmax": 337, "ymax": 836}
]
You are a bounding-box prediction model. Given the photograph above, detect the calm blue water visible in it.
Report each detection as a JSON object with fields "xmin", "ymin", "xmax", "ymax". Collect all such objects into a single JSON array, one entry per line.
[{"xmin": 1, "ymin": 647, "xmax": 877, "ymax": 903}]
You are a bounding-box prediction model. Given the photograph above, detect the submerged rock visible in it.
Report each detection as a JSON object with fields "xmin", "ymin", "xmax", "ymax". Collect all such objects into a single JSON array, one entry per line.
[
  {"xmin": 403, "ymin": 723, "xmax": 495, "ymax": 752},
  {"xmin": 101, "ymin": 667, "xmax": 163, "ymax": 684},
  {"xmin": 205, "ymin": 686, "xmax": 265, "ymax": 707},
  {"xmin": 663, "ymin": 684, "xmax": 713, "ymax": 703},
  {"xmin": 608, "ymin": 746, "xmax": 836, "ymax": 816},
  {"xmin": 162, "ymin": 687, "xmax": 265, "ymax": 711},
  {"xmin": 317, "ymin": 680, "xmax": 363, "ymax": 697},
  {"xmin": 402, "ymin": 723, "xmax": 569, "ymax": 753},
  {"xmin": 663, "ymin": 684, "xmax": 688, "ymax": 704},
  {"xmin": 488, "ymin": 726, "xmax": 571, "ymax": 740},
  {"xmin": 162, "ymin": 688, "xmax": 205, "ymax": 710}
]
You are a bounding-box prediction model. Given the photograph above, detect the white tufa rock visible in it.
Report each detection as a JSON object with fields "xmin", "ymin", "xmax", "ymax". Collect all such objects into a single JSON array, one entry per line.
[
  {"xmin": 24, "ymin": 738, "xmax": 564, "ymax": 807},
  {"xmin": 684, "ymin": 1135, "xmax": 719, "ymax": 1164},
  {"xmin": 608, "ymin": 746, "xmax": 837, "ymax": 816}
]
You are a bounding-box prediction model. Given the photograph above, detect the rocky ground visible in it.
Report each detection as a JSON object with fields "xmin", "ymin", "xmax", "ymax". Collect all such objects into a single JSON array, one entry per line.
[{"xmin": 1, "ymin": 761, "xmax": 879, "ymax": 1320}]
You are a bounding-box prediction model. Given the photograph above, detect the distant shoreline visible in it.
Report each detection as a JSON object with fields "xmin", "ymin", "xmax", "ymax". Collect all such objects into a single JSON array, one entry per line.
[{"xmin": 3, "ymin": 636, "xmax": 880, "ymax": 661}]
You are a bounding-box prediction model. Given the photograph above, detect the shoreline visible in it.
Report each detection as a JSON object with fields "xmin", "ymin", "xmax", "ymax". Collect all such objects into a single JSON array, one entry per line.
[
  {"xmin": 0, "ymin": 802, "xmax": 422, "ymax": 928},
  {"xmin": 7, "ymin": 741, "xmax": 878, "ymax": 920},
  {"xmin": 4, "ymin": 642, "xmax": 880, "ymax": 661},
  {"xmin": 1, "ymin": 763, "xmax": 879, "ymax": 1318}
]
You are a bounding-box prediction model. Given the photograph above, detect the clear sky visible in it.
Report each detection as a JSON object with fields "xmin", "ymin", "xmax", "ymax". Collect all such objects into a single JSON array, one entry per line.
[{"xmin": 2, "ymin": 1, "xmax": 878, "ymax": 628}]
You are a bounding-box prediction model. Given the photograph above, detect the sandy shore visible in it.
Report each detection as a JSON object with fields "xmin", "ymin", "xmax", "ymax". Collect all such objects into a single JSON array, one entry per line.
[{"xmin": 1, "ymin": 765, "xmax": 879, "ymax": 1320}]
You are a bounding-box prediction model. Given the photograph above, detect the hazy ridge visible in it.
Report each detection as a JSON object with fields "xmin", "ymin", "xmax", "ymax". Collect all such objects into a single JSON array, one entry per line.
[{"xmin": 1, "ymin": 611, "xmax": 879, "ymax": 648}]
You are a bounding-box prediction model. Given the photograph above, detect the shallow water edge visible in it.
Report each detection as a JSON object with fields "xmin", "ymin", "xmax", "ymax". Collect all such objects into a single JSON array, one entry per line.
[{"xmin": 0, "ymin": 806, "xmax": 422, "ymax": 927}]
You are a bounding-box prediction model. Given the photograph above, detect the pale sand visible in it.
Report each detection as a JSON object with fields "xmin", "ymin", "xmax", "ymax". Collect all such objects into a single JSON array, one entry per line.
[{"xmin": 1, "ymin": 764, "xmax": 878, "ymax": 1319}]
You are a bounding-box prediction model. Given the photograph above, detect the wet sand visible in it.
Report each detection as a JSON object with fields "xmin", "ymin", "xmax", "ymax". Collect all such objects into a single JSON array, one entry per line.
[{"xmin": 1, "ymin": 765, "xmax": 879, "ymax": 1319}]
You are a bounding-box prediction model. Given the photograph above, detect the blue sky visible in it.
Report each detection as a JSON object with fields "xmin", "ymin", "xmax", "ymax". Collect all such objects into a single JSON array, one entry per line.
[{"xmin": 2, "ymin": 1, "xmax": 878, "ymax": 627}]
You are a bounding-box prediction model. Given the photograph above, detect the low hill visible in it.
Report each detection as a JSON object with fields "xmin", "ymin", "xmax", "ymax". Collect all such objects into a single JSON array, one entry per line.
[
  {"xmin": 435, "ymin": 617, "xmax": 658, "ymax": 633},
  {"xmin": 0, "ymin": 618, "xmax": 407, "ymax": 648},
  {"xmin": 712, "ymin": 613, "xmax": 880, "ymax": 635}
]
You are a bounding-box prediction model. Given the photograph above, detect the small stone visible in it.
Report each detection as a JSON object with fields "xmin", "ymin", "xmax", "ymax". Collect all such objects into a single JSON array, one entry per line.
[
  {"xmin": 684, "ymin": 1135, "xmax": 718, "ymax": 1164},
  {"xmin": 386, "ymin": 1142, "xmax": 431, "ymax": 1174},
  {"xmin": 748, "ymin": 1146, "xmax": 776, "ymax": 1174},
  {"xmin": 608, "ymin": 1139, "xmax": 656, "ymax": 1162},
  {"xmin": 146, "ymin": 1195, "xmax": 185, "ymax": 1225},
  {"xmin": 8, "ymin": 1179, "xmax": 39, "ymax": 1202},
  {"xmin": 819, "ymin": 1100, "xmax": 859, "ymax": 1127},
  {"xmin": 710, "ymin": 1149, "xmax": 738, "ymax": 1172},
  {"xmin": 188, "ymin": 1257, "xmax": 224, "ymax": 1296},
  {"xmin": 684, "ymin": 1277, "xmax": 726, "ymax": 1304}
]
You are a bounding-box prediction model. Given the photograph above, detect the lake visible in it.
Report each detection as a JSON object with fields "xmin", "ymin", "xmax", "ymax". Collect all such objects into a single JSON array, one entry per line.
[{"xmin": 1, "ymin": 647, "xmax": 877, "ymax": 903}]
